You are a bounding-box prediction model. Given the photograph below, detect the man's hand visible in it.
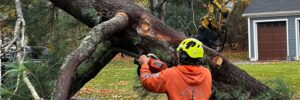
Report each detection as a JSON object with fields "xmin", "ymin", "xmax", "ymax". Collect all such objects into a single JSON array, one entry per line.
[{"xmin": 138, "ymin": 55, "xmax": 150, "ymax": 65}]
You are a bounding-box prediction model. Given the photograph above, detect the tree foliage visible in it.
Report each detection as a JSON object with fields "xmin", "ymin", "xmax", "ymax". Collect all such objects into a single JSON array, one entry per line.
[
  {"xmin": 164, "ymin": 0, "xmax": 206, "ymax": 36},
  {"xmin": 0, "ymin": 1, "xmax": 16, "ymax": 37},
  {"xmin": 136, "ymin": 0, "xmax": 251, "ymax": 51}
]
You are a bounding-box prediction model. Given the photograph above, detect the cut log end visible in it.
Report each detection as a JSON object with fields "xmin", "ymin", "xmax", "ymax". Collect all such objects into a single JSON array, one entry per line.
[
  {"xmin": 212, "ymin": 55, "xmax": 223, "ymax": 66},
  {"xmin": 141, "ymin": 19, "xmax": 150, "ymax": 32},
  {"xmin": 116, "ymin": 12, "xmax": 128, "ymax": 20}
]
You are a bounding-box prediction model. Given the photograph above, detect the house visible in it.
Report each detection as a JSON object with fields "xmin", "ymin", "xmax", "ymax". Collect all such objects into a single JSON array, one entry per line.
[{"xmin": 243, "ymin": 0, "xmax": 300, "ymax": 61}]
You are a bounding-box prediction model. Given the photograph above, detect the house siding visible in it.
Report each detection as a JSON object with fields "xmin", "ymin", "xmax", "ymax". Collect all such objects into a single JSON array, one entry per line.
[
  {"xmin": 249, "ymin": 15, "xmax": 300, "ymax": 61},
  {"xmin": 249, "ymin": 18, "xmax": 254, "ymax": 59},
  {"xmin": 288, "ymin": 16, "xmax": 296, "ymax": 59}
]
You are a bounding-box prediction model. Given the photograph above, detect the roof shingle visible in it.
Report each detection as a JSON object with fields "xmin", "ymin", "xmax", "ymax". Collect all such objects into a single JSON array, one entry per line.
[{"xmin": 244, "ymin": 0, "xmax": 300, "ymax": 14}]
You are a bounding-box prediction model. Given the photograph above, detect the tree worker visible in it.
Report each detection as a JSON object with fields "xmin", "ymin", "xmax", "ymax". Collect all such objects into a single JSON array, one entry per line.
[{"xmin": 137, "ymin": 38, "xmax": 212, "ymax": 100}]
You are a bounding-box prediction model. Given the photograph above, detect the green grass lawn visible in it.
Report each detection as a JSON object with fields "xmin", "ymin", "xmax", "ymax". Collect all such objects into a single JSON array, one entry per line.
[
  {"xmin": 74, "ymin": 57, "xmax": 140, "ymax": 99},
  {"xmin": 237, "ymin": 61, "xmax": 300, "ymax": 98},
  {"xmin": 75, "ymin": 55, "xmax": 300, "ymax": 99}
]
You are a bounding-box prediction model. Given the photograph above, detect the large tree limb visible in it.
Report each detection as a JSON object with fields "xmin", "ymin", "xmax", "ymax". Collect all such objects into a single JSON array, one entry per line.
[
  {"xmin": 48, "ymin": 0, "xmax": 100, "ymax": 27},
  {"xmin": 69, "ymin": 41, "xmax": 118, "ymax": 97},
  {"xmin": 53, "ymin": 12, "xmax": 128, "ymax": 100}
]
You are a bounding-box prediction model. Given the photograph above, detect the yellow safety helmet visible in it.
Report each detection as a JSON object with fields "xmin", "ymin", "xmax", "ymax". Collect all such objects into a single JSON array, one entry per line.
[{"xmin": 176, "ymin": 38, "xmax": 204, "ymax": 58}]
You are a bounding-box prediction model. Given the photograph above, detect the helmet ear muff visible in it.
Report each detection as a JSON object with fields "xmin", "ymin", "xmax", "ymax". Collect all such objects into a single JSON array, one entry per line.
[
  {"xmin": 180, "ymin": 52, "xmax": 188, "ymax": 59},
  {"xmin": 179, "ymin": 51, "xmax": 189, "ymax": 63},
  {"xmin": 179, "ymin": 51, "xmax": 203, "ymax": 65}
]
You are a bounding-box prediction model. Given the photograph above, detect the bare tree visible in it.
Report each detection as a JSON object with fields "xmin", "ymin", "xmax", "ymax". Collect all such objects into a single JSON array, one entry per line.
[{"xmin": 2, "ymin": 0, "xmax": 43, "ymax": 99}]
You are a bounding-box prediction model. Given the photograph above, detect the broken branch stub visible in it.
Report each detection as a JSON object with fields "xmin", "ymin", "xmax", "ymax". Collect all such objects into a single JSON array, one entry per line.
[{"xmin": 212, "ymin": 55, "xmax": 224, "ymax": 66}]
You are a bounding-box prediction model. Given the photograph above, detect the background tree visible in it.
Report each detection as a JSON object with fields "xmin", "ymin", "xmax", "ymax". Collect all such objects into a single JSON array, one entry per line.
[
  {"xmin": 1, "ymin": 0, "xmax": 89, "ymax": 99},
  {"xmin": 225, "ymin": 0, "xmax": 251, "ymax": 51}
]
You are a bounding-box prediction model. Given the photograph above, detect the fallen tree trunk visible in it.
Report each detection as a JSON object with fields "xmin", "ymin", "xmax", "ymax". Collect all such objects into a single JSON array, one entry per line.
[{"xmin": 49, "ymin": 0, "xmax": 273, "ymax": 99}]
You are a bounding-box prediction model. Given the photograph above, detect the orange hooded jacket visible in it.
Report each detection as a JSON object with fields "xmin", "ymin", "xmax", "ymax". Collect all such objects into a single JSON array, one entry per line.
[{"xmin": 140, "ymin": 64, "xmax": 212, "ymax": 100}]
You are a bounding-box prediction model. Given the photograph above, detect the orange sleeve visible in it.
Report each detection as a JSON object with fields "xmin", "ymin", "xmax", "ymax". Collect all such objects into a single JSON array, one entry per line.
[{"xmin": 139, "ymin": 63, "xmax": 167, "ymax": 93}]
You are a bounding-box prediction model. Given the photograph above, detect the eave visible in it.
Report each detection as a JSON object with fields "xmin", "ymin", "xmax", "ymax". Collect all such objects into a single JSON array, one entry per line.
[{"xmin": 242, "ymin": 11, "xmax": 300, "ymax": 18}]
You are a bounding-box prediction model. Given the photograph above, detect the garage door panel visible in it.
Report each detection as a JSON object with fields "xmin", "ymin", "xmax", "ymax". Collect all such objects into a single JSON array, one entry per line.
[
  {"xmin": 259, "ymin": 36, "xmax": 286, "ymax": 42},
  {"xmin": 258, "ymin": 42, "xmax": 285, "ymax": 46},
  {"xmin": 258, "ymin": 41, "xmax": 286, "ymax": 45},
  {"xmin": 260, "ymin": 46, "xmax": 287, "ymax": 49},
  {"xmin": 257, "ymin": 21, "xmax": 287, "ymax": 60},
  {"xmin": 258, "ymin": 45, "xmax": 287, "ymax": 50},
  {"xmin": 259, "ymin": 34, "xmax": 286, "ymax": 37},
  {"xmin": 259, "ymin": 49, "xmax": 287, "ymax": 53},
  {"xmin": 259, "ymin": 53, "xmax": 286, "ymax": 60},
  {"xmin": 260, "ymin": 57, "xmax": 286, "ymax": 60}
]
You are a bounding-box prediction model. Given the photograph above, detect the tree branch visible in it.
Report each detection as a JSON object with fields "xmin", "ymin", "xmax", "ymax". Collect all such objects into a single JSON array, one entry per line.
[
  {"xmin": 191, "ymin": 0, "xmax": 198, "ymax": 31},
  {"xmin": 22, "ymin": 71, "xmax": 43, "ymax": 100}
]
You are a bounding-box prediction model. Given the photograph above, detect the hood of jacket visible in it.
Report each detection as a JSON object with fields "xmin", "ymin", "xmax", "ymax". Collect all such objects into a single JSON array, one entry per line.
[{"xmin": 176, "ymin": 65, "xmax": 208, "ymax": 86}]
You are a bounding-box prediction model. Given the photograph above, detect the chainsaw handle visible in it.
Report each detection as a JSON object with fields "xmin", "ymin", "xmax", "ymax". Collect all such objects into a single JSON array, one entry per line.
[
  {"xmin": 146, "ymin": 53, "xmax": 159, "ymax": 60},
  {"xmin": 135, "ymin": 53, "xmax": 160, "ymax": 77}
]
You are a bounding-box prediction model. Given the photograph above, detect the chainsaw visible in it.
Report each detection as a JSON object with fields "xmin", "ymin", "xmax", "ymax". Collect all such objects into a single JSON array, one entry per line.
[{"xmin": 134, "ymin": 53, "xmax": 167, "ymax": 77}]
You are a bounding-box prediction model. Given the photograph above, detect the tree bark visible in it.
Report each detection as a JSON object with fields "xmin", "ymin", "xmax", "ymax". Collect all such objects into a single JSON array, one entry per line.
[{"xmin": 49, "ymin": 0, "xmax": 273, "ymax": 99}]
